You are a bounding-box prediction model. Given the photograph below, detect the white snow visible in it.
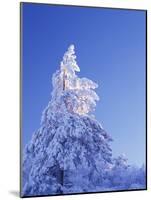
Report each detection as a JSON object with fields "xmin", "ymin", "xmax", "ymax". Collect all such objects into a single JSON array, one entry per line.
[{"xmin": 22, "ymin": 45, "xmax": 146, "ymax": 197}]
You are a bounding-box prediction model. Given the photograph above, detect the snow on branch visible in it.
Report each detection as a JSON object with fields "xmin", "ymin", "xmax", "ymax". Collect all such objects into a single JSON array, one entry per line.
[{"xmin": 50, "ymin": 44, "xmax": 99, "ymax": 116}]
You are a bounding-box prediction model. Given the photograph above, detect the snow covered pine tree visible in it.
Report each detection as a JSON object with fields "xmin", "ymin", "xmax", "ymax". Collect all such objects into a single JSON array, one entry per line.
[{"xmin": 22, "ymin": 45, "xmax": 146, "ymax": 197}]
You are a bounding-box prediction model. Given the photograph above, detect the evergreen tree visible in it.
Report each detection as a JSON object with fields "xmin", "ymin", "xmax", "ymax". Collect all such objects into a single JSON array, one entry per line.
[
  {"xmin": 22, "ymin": 45, "xmax": 112, "ymax": 196},
  {"xmin": 22, "ymin": 45, "xmax": 146, "ymax": 197}
]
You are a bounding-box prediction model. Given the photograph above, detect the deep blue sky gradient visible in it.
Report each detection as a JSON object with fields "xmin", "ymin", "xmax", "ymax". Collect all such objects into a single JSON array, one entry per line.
[{"xmin": 22, "ymin": 3, "xmax": 146, "ymax": 166}]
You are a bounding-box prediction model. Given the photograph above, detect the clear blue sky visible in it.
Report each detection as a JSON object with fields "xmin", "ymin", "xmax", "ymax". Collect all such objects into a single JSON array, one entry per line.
[{"xmin": 22, "ymin": 3, "xmax": 146, "ymax": 166}]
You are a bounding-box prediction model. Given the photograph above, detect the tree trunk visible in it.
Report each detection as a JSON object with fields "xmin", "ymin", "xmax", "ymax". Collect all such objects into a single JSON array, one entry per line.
[
  {"xmin": 60, "ymin": 170, "xmax": 64, "ymax": 187},
  {"xmin": 56, "ymin": 169, "xmax": 64, "ymax": 193}
]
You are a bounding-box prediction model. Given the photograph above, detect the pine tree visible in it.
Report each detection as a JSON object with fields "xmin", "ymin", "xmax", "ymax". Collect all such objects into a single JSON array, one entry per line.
[
  {"xmin": 22, "ymin": 45, "xmax": 146, "ymax": 196},
  {"xmin": 22, "ymin": 45, "xmax": 113, "ymax": 196}
]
